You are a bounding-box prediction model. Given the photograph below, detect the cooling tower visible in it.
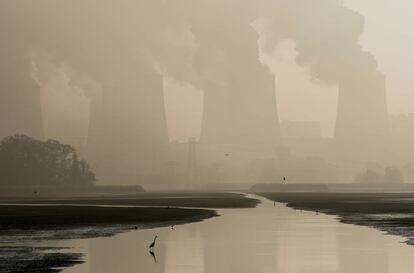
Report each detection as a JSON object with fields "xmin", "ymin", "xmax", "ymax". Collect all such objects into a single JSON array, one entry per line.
[
  {"xmin": 200, "ymin": 70, "xmax": 280, "ymax": 161},
  {"xmin": 335, "ymin": 71, "xmax": 390, "ymax": 159},
  {"xmin": 87, "ymin": 70, "xmax": 170, "ymax": 183}
]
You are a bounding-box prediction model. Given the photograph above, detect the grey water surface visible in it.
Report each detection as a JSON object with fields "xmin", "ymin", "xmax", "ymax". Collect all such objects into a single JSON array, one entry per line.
[{"xmin": 8, "ymin": 195, "xmax": 414, "ymax": 273}]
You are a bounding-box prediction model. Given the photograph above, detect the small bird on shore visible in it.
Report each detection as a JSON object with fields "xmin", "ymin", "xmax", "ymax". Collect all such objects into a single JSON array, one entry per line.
[
  {"xmin": 171, "ymin": 225, "xmax": 174, "ymax": 230},
  {"xmin": 149, "ymin": 235, "xmax": 158, "ymax": 250},
  {"xmin": 282, "ymin": 176, "xmax": 287, "ymax": 183}
]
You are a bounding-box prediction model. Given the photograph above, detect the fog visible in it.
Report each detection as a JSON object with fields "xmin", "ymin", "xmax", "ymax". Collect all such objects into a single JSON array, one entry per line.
[{"xmin": 1, "ymin": 0, "xmax": 413, "ymax": 188}]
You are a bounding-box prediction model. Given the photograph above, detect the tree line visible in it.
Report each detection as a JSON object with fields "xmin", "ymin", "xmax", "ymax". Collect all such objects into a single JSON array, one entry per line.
[{"xmin": 0, "ymin": 135, "xmax": 95, "ymax": 187}]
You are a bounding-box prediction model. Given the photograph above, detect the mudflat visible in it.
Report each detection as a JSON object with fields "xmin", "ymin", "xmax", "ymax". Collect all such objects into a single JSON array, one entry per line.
[
  {"xmin": 2, "ymin": 191, "xmax": 259, "ymax": 209},
  {"xmin": 0, "ymin": 192, "xmax": 258, "ymax": 230},
  {"xmin": 258, "ymin": 192, "xmax": 414, "ymax": 245},
  {"xmin": 0, "ymin": 205, "xmax": 217, "ymax": 229}
]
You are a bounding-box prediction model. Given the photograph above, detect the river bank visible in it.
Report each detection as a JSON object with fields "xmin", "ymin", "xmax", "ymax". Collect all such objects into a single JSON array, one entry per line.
[{"xmin": 258, "ymin": 192, "xmax": 414, "ymax": 245}]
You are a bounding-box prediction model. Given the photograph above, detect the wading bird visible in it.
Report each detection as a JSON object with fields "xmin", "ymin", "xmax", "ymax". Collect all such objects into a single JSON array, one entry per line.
[{"xmin": 149, "ymin": 236, "xmax": 158, "ymax": 250}]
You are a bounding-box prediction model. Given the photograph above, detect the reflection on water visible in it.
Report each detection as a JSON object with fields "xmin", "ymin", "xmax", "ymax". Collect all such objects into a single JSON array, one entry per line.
[
  {"xmin": 149, "ymin": 250, "xmax": 157, "ymax": 263},
  {"xmin": 51, "ymin": 196, "xmax": 414, "ymax": 272}
]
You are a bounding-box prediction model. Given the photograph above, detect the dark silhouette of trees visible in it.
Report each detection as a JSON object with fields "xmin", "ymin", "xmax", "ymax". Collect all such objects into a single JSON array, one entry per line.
[
  {"xmin": 354, "ymin": 169, "xmax": 382, "ymax": 184},
  {"xmin": 383, "ymin": 167, "xmax": 404, "ymax": 184},
  {"xmin": 0, "ymin": 135, "xmax": 95, "ymax": 187},
  {"xmin": 354, "ymin": 167, "xmax": 404, "ymax": 184}
]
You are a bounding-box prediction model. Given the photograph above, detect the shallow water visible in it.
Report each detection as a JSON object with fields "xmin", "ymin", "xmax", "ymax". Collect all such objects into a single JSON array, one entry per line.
[{"xmin": 17, "ymin": 195, "xmax": 414, "ymax": 272}]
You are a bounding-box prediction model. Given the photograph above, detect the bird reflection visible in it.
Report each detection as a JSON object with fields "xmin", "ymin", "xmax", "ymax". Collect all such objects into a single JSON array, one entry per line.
[{"xmin": 149, "ymin": 250, "xmax": 157, "ymax": 263}]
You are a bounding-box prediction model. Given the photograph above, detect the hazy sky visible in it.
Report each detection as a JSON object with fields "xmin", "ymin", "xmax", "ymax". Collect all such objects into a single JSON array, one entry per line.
[{"xmin": 165, "ymin": 0, "xmax": 414, "ymax": 140}]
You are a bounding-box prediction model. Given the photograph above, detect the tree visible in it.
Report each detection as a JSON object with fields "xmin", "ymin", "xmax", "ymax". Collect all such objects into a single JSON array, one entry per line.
[
  {"xmin": 0, "ymin": 135, "xmax": 95, "ymax": 186},
  {"xmin": 383, "ymin": 167, "xmax": 404, "ymax": 184},
  {"xmin": 354, "ymin": 169, "xmax": 382, "ymax": 184}
]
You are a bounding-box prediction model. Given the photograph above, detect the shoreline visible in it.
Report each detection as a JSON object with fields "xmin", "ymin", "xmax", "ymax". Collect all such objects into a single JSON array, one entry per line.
[{"xmin": 257, "ymin": 192, "xmax": 414, "ymax": 246}]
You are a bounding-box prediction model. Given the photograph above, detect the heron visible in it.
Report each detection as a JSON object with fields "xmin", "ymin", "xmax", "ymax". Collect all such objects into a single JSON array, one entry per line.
[{"xmin": 149, "ymin": 235, "xmax": 158, "ymax": 250}]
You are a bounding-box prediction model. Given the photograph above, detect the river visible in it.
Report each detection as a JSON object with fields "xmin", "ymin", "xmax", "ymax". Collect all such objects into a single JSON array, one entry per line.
[{"xmin": 14, "ymin": 195, "xmax": 414, "ymax": 273}]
